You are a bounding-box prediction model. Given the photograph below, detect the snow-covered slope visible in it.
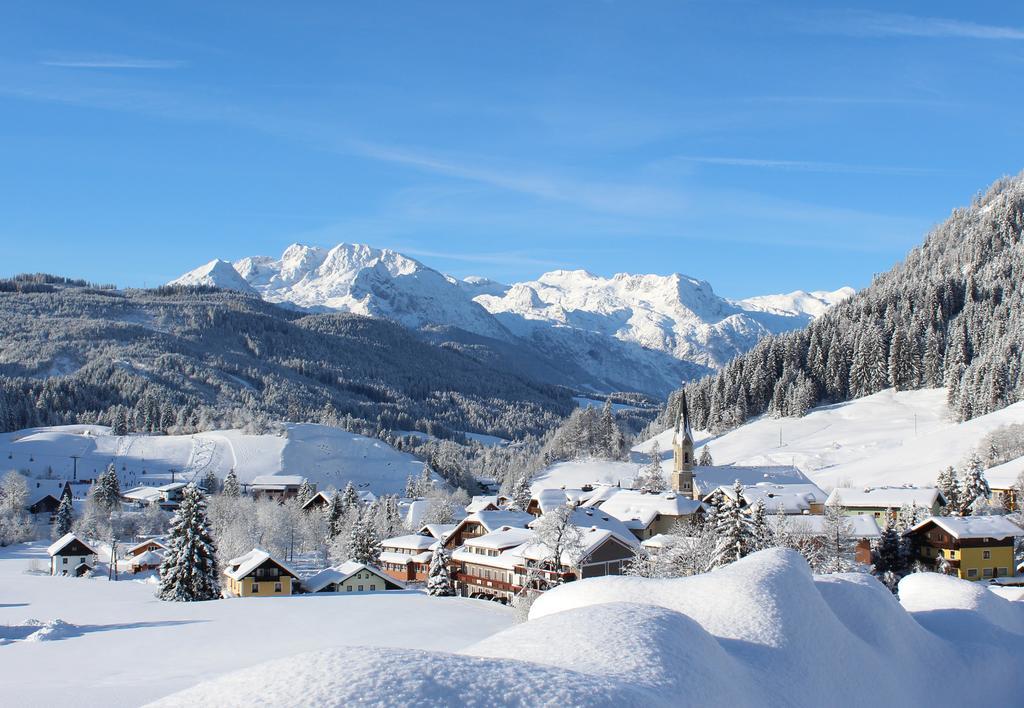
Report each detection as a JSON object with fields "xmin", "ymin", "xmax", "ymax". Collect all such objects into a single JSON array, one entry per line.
[
  {"xmin": 473, "ymin": 270, "xmax": 846, "ymax": 373},
  {"xmin": 173, "ymin": 244, "xmax": 848, "ymax": 395},
  {"xmin": 635, "ymin": 388, "xmax": 1024, "ymax": 490},
  {"xmin": 0, "ymin": 423, "xmax": 431, "ymax": 495},
  {"xmin": 230, "ymin": 243, "xmax": 509, "ymax": 338},
  {"xmin": 168, "ymin": 259, "xmax": 257, "ymax": 294},
  {"xmin": 148, "ymin": 549, "xmax": 1024, "ymax": 707}
]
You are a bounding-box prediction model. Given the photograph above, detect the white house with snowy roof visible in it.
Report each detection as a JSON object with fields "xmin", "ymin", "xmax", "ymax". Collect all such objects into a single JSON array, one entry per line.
[
  {"xmin": 302, "ymin": 562, "xmax": 405, "ymax": 594},
  {"xmin": 249, "ymin": 475, "xmax": 309, "ymax": 502},
  {"xmin": 47, "ymin": 533, "xmax": 98, "ymax": 576},
  {"xmin": 379, "ymin": 533, "xmax": 438, "ymax": 582}
]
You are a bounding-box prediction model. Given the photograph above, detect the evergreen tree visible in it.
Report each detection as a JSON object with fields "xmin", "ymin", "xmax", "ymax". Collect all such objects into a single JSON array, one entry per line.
[
  {"xmin": 201, "ymin": 469, "xmax": 219, "ymax": 494},
  {"xmin": 404, "ymin": 474, "xmax": 418, "ymax": 499},
  {"xmin": 92, "ymin": 464, "xmax": 122, "ymax": 512},
  {"xmin": 506, "ymin": 474, "xmax": 533, "ymax": 512},
  {"xmin": 53, "ymin": 488, "xmax": 74, "ymax": 538},
  {"xmin": 348, "ymin": 515, "xmax": 382, "ymax": 566},
  {"xmin": 158, "ymin": 484, "xmax": 220, "ymax": 601},
  {"xmin": 221, "ymin": 469, "xmax": 240, "ymax": 498},
  {"xmin": 295, "ymin": 479, "xmax": 315, "ymax": 507},
  {"xmin": 698, "ymin": 445, "xmax": 713, "ymax": 466},
  {"xmin": 327, "ymin": 490, "xmax": 346, "ymax": 539},
  {"xmin": 872, "ymin": 512, "xmax": 903, "ymax": 593},
  {"xmin": 748, "ymin": 499, "xmax": 772, "ymax": 552},
  {"xmin": 816, "ymin": 501, "xmax": 856, "ymax": 573},
  {"xmin": 636, "ymin": 441, "xmax": 667, "ymax": 493},
  {"xmin": 936, "ymin": 466, "xmax": 960, "ymax": 515},
  {"xmin": 956, "ymin": 455, "xmax": 990, "ymax": 514},
  {"xmin": 426, "ymin": 546, "xmax": 455, "ymax": 596},
  {"xmin": 711, "ymin": 481, "xmax": 753, "ymax": 567},
  {"xmin": 341, "ymin": 481, "xmax": 360, "ymax": 512}
]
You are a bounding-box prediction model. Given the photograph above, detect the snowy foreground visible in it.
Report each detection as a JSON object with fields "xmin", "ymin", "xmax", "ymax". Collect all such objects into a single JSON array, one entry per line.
[
  {"xmin": 13, "ymin": 547, "xmax": 1000, "ymax": 707},
  {"xmin": 0, "ymin": 543, "xmax": 511, "ymax": 707}
]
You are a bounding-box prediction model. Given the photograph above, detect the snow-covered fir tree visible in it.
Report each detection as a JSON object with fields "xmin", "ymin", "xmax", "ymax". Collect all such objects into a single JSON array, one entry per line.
[
  {"xmin": 815, "ymin": 501, "xmax": 856, "ymax": 573},
  {"xmin": 636, "ymin": 441, "xmax": 667, "ymax": 493},
  {"xmin": 53, "ymin": 486, "xmax": 74, "ymax": 538},
  {"xmin": 340, "ymin": 481, "xmax": 360, "ymax": 512},
  {"xmin": 222, "ymin": 469, "xmax": 240, "ymax": 498},
  {"xmin": 956, "ymin": 454, "xmax": 990, "ymax": 514},
  {"xmin": 935, "ymin": 466, "xmax": 960, "ymax": 514},
  {"xmin": 200, "ymin": 469, "xmax": 219, "ymax": 494},
  {"xmin": 158, "ymin": 484, "xmax": 220, "ymax": 602},
  {"xmin": 872, "ymin": 513, "xmax": 904, "ymax": 593},
  {"xmin": 698, "ymin": 445, "xmax": 713, "ymax": 466},
  {"xmin": 347, "ymin": 515, "xmax": 382, "ymax": 566},
  {"xmin": 327, "ymin": 490, "xmax": 347, "ymax": 539},
  {"xmin": 748, "ymin": 499, "xmax": 773, "ymax": 553},
  {"xmin": 711, "ymin": 481, "xmax": 753, "ymax": 567},
  {"xmin": 93, "ymin": 463, "xmax": 122, "ymax": 512},
  {"xmin": 426, "ymin": 546, "xmax": 455, "ymax": 596},
  {"xmin": 295, "ymin": 479, "xmax": 315, "ymax": 507}
]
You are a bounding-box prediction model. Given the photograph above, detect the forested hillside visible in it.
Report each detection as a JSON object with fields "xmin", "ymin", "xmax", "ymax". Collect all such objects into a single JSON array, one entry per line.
[
  {"xmin": 0, "ymin": 283, "xmax": 573, "ymax": 440},
  {"xmin": 673, "ymin": 173, "xmax": 1024, "ymax": 432}
]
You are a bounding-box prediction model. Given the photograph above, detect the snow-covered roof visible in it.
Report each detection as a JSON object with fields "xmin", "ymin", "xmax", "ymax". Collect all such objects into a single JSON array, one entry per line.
[
  {"xmin": 517, "ymin": 527, "xmax": 634, "ymax": 567},
  {"xmin": 464, "ymin": 527, "xmax": 536, "ymax": 550},
  {"xmin": 826, "ymin": 486, "xmax": 945, "ymax": 510},
  {"xmin": 47, "ymin": 532, "xmax": 98, "ymax": 557},
  {"xmin": 708, "ymin": 482, "xmax": 827, "ymax": 514},
  {"xmin": 451, "ymin": 546, "xmax": 524, "ymax": 570},
  {"xmin": 910, "ymin": 515, "xmax": 1023, "ymax": 541},
  {"xmin": 157, "ymin": 482, "xmax": 188, "ymax": 492},
  {"xmin": 25, "ymin": 479, "xmax": 69, "ymax": 506},
  {"xmin": 225, "ymin": 548, "xmax": 299, "ymax": 581},
  {"xmin": 130, "ymin": 550, "xmax": 164, "ymax": 566},
  {"xmin": 419, "ymin": 523, "xmax": 458, "ymax": 541},
  {"xmin": 640, "ymin": 533, "xmax": 675, "ymax": 549},
  {"xmin": 533, "ymin": 489, "xmax": 572, "ymax": 514},
  {"xmin": 531, "ymin": 507, "xmax": 638, "ymax": 548},
  {"xmin": 399, "ymin": 499, "xmax": 467, "ymax": 529},
  {"xmin": 464, "ymin": 510, "xmax": 535, "ymax": 533},
  {"xmin": 593, "ymin": 489, "xmax": 703, "ymax": 530},
  {"xmin": 772, "ymin": 514, "xmax": 882, "ymax": 539},
  {"xmin": 301, "ymin": 491, "xmax": 332, "ymax": 509},
  {"xmin": 126, "ymin": 538, "xmax": 167, "ymax": 555},
  {"xmin": 123, "ymin": 486, "xmax": 163, "ymax": 503},
  {"xmin": 985, "ymin": 456, "xmax": 1024, "ymax": 489},
  {"xmin": 250, "ymin": 475, "xmax": 306, "ymax": 488},
  {"xmin": 381, "ymin": 534, "xmax": 437, "ymax": 551},
  {"xmin": 302, "ymin": 562, "xmax": 404, "ymax": 593},
  {"xmin": 692, "ymin": 464, "xmax": 809, "ymax": 494},
  {"xmin": 466, "ymin": 495, "xmax": 499, "ymax": 513}
]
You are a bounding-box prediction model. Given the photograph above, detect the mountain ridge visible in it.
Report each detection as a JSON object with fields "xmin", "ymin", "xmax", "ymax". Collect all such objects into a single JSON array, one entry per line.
[{"xmin": 171, "ymin": 243, "xmax": 850, "ymax": 395}]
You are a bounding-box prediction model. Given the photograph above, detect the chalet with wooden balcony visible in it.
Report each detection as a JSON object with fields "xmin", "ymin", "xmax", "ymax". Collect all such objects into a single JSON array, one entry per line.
[
  {"xmin": 379, "ymin": 534, "xmax": 437, "ymax": 582},
  {"xmin": 224, "ymin": 548, "xmax": 300, "ymax": 597},
  {"xmin": 905, "ymin": 516, "xmax": 1022, "ymax": 581}
]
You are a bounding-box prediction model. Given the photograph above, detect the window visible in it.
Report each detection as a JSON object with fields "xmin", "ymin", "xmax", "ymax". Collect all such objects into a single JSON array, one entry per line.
[
  {"xmin": 63, "ymin": 557, "xmax": 68, "ymax": 565},
  {"xmin": 275, "ymin": 582, "xmax": 282, "ymax": 593},
  {"xmin": 358, "ymin": 585, "xmax": 364, "ymax": 591},
  {"xmin": 252, "ymin": 582, "xmax": 260, "ymax": 593},
  {"xmin": 983, "ymin": 550, "xmax": 991, "ymax": 560},
  {"xmin": 999, "ymin": 567, "xmax": 1009, "ymax": 576},
  {"xmin": 346, "ymin": 586, "xmax": 352, "ymax": 592},
  {"xmin": 967, "ymin": 569, "xmax": 978, "ymax": 578},
  {"xmin": 983, "ymin": 568, "xmax": 993, "ymax": 578}
]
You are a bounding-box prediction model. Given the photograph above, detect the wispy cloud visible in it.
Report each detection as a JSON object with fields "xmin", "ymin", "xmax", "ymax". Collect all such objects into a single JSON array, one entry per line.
[
  {"xmin": 670, "ymin": 155, "xmax": 940, "ymax": 176},
  {"xmin": 41, "ymin": 54, "xmax": 187, "ymax": 69},
  {"xmin": 810, "ymin": 11, "xmax": 1024, "ymax": 41}
]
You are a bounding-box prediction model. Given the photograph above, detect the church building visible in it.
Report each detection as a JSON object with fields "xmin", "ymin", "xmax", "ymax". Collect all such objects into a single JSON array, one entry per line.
[{"xmin": 671, "ymin": 393, "xmax": 695, "ymax": 499}]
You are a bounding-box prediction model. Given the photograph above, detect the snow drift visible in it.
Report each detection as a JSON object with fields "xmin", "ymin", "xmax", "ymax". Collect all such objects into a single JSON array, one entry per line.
[{"xmin": 148, "ymin": 549, "xmax": 1024, "ymax": 707}]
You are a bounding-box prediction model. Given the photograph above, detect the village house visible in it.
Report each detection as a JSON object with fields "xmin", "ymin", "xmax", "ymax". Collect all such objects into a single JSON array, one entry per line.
[
  {"xmin": 450, "ymin": 526, "xmax": 536, "ymax": 602},
  {"xmin": 302, "ymin": 562, "xmax": 405, "ymax": 593},
  {"xmin": 418, "ymin": 523, "xmax": 458, "ymax": 543},
  {"xmin": 905, "ymin": 516, "xmax": 1022, "ymax": 581},
  {"xmin": 703, "ymin": 481, "xmax": 827, "ymax": 516},
  {"xmin": 223, "ymin": 548, "xmax": 300, "ymax": 597},
  {"xmin": 586, "ymin": 488, "xmax": 703, "ymax": 540},
  {"xmin": 466, "ymin": 495, "xmax": 500, "ymax": 513},
  {"xmin": 47, "ymin": 533, "xmax": 99, "ymax": 577},
  {"xmin": 249, "ymin": 475, "xmax": 309, "ymax": 502},
  {"xmin": 121, "ymin": 482, "xmax": 188, "ymax": 511},
  {"xmin": 515, "ymin": 525, "xmax": 638, "ymax": 588},
  {"xmin": 984, "ymin": 457, "xmax": 1022, "ymax": 512},
  {"xmin": 25, "ymin": 480, "xmax": 70, "ymax": 521},
  {"xmin": 300, "ymin": 491, "xmax": 332, "ymax": 513},
  {"xmin": 379, "ymin": 533, "xmax": 437, "ymax": 582},
  {"xmin": 441, "ymin": 510, "xmax": 535, "ymax": 551},
  {"xmin": 826, "ymin": 487, "xmax": 946, "ymax": 520},
  {"xmin": 123, "ymin": 538, "xmax": 167, "ymax": 574}
]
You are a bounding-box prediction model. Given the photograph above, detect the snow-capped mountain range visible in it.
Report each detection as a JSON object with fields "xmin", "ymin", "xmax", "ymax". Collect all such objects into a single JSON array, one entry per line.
[{"xmin": 171, "ymin": 243, "xmax": 852, "ymax": 395}]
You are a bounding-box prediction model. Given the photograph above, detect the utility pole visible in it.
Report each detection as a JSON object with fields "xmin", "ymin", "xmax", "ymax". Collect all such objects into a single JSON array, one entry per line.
[
  {"xmin": 914, "ymin": 414, "xmax": 918, "ymax": 437},
  {"xmin": 108, "ymin": 540, "xmax": 118, "ymax": 581},
  {"xmin": 70, "ymin": 455, "xmax": 80, "ymax": 481},
  {"xmin": 779, "ymin": 424, "xmax": 783, "ymax": 448}
]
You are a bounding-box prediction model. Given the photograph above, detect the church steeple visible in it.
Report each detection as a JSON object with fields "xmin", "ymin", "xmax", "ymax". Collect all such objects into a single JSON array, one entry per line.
[{"xmin": 671, "ymin": 392, "xmax": 695, "ymax": 498}]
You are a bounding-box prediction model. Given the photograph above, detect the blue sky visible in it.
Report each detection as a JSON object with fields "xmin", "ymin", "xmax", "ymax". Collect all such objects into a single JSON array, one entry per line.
[{"xmin": 1, "ymin": 2, "xmax": 1022, "ymax": 298}]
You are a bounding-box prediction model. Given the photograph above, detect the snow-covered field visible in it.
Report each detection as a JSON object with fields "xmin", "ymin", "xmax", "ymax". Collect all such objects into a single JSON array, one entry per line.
[
  {"xmin": 0, "ymin": 423, "xmax": 430, "ymax": 495},
  {"xmin": 636, "ymin": 389, "xmax": 1024, "ymax": 490},
  {"xmin": 0, "ymin": 542, "xmax": 512, "ymax": 707},
  {"xmin": 149, "ymin": 549, "xmax": 1023, "ymax": 707}
]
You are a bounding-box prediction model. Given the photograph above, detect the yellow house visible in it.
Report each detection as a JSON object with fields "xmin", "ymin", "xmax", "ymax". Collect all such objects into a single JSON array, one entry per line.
[
  {"xmin": 906, "ymin": 516, "xmax": 1022, "ymax": 582},
  {"xmin": 301, "ymin": 561, "xmax": 405, "ymax": 594},
  {"xmin": 224, "ymin": 548, "xmax": 299, "ymax": 597}
]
